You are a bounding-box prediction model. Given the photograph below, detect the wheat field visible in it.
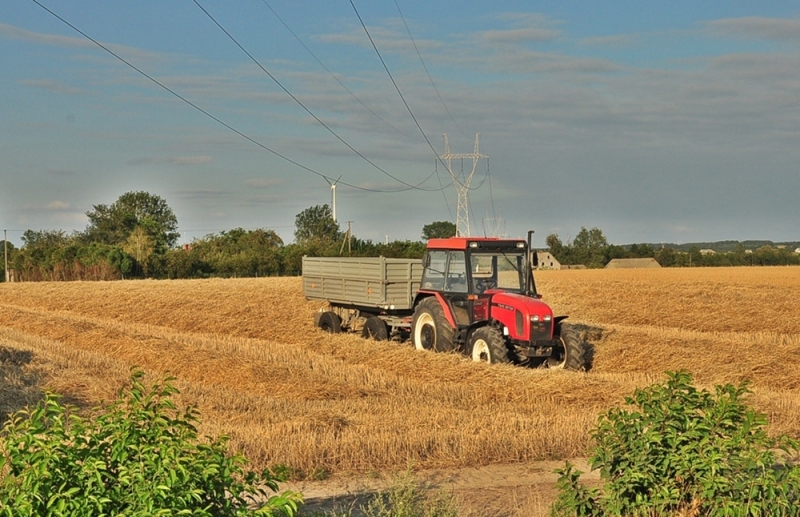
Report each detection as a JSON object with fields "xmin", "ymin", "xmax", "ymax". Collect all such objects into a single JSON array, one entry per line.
[{"xmin": 1, "ymin": 267, "xmax": 799, "ymax": 476}]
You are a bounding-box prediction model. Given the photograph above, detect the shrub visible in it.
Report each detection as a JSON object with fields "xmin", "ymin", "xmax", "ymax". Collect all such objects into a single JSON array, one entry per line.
[
  {"xmin": 0, "ymin": 370, "xmax": 302, "ymax": 516},
  {"xmin": 309, "ymin": 471, "xmax": 459, "ymax": 517},
  {"xmin": 551, "ymin": 371, "xmax": 800, "ymax": 516}
]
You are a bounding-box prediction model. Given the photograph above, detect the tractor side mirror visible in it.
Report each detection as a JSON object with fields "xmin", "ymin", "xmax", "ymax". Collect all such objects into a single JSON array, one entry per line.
[{"xmin": 531, "ymin": 251, "xmax": 539, "ymax": 268}]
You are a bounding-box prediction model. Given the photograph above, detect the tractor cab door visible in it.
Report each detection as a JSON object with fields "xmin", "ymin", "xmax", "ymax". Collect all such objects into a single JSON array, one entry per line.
[{"xmin": 421, "ymin": 250, "xmax": 470, "ymax": 326}]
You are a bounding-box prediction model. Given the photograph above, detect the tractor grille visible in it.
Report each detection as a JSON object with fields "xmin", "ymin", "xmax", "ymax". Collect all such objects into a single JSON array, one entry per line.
[{"xmin": 530, "ymin": 320, "xmax": 552, "ymax": 343}]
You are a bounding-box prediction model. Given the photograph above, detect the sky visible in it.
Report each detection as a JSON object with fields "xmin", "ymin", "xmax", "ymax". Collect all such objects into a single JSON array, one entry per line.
[{"xmin": 2, "ymin": 1, "xmax": 800, "ymax": 248}]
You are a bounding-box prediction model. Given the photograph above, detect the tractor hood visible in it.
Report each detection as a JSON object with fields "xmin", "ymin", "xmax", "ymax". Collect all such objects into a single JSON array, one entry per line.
[
  {"xmin": 489, "ymin": 291, "xmax": 552, "ymax": 316},
  {"xmin": 487, "ymin": 291, "xmax": 554, "ymax": 341}
]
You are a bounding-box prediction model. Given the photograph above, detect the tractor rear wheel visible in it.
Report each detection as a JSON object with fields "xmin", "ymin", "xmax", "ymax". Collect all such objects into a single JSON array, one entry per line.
[
  {"xmin": 548, "ymin": 323, "xmax": 587, "ymax": 371},
  {"xmin": 467, "ymin": 326, "xmax": 510, "ymax": 364},
  {"xmin": 317, "ymin": 311, "xmax": 341, "ymax": 333},
  {"xmin": 411, "ymin": 298, "xmax": 455, "ymax": 352},
  {"xmin": 361, "ymin": 316, "xmax": 389, "ymax": 341}
]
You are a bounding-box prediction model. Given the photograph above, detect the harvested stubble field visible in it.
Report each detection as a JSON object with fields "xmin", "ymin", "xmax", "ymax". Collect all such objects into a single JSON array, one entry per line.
[{"xmin": 1, "ymin": 267, "xmax": 800, "ymax": 510}]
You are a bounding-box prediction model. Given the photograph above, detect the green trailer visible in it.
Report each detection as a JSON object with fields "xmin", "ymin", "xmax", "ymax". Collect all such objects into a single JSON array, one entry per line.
[{"xmin": 302, "ymin": 256, "xmax": 422, "ymax": 339}]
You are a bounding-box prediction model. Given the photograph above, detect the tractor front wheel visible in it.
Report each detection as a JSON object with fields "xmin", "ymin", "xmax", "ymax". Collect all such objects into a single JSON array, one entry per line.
[
  {"xmin": 467, "ymin": 326, "xmax": 510, "ymax": 364},
  {"xmin": 411, "ymin": 298, "xmax": 455, "ymax": 352},
  {"xmin": 548, "ymin": 323, "xmax": 587, "ymax": 371}
]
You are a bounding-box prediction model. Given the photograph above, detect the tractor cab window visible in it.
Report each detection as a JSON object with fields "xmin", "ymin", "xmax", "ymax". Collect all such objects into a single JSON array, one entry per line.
[
  {"xmin": 422, "ymin": 250, "xmax": 468, "ymax": 293},
  {"xmin": 470, "ymin": 252, "xmax": 525, "ymax": 293},
  {"xmin": 444, "ymin": 251, "xmax": 468, "ymax": 293},
  {"xmin": 421, "ymin": 250, "xmax": 447, "ymax": 290}
]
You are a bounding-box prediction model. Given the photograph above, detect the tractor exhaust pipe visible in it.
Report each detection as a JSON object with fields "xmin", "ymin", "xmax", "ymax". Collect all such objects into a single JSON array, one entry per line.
[{"xmin": 526, "ymin": 230, "xmax": 537, "ymax": 297}]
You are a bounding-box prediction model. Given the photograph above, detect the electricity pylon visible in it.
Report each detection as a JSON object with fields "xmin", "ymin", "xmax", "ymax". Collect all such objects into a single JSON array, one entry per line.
[{"xmin": 440, "ymin": 133, "xmax": 487, "ymax": 237}]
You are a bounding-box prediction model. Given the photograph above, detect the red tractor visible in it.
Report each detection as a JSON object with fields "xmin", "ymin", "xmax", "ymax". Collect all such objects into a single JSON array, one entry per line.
[{"xmin": 410, "ymin": 231, "xmax": 587, "ymax": 369}]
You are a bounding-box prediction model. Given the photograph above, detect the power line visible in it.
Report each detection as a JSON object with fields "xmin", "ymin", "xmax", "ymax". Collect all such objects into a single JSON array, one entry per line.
[
  {"xmin": 393, "ymin": 0, "xmax": 467, "ymax": 138},
  {"xmin": 348, "ymin": 0, "xmax": 453, "ymax": 219},
  {"xmin": 259, "ymin": 0, "xmax": 419, "ymax": 143},
  {"xmin": 193, "ymin": 0, "xmax": 444, "ymax": 193},
  {"xmin": 29, "ymin": 0, "xmax": 439, "ymax": 195}
]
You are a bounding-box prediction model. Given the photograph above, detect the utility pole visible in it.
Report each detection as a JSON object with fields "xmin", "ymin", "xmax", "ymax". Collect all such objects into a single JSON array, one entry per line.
[
  {"xmin": 440, "ymin": 134, "xmax": 487, "ymax": 237},
  {"xmin": 323, "ymin": 175, "xmax": 342, "ymax": 222},
  {"xmin": 4, "ymin": 230, "xmax": 7, "ymax": 282},
  {"xmin": 339, "ymin": 221, "xmax": 353, "ymax": 256}
]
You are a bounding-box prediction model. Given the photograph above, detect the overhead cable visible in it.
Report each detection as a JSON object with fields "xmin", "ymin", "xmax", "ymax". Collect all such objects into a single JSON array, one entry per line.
[
  {"xmin": 348, "ymin": 0, "xmax": 454, "ymax": 218},
  {"xmin": 193, "ymin": 0, "xmax": 445, "ymax": 192},
  {"xmin": 393, "ymin": 0, "xmax": 467, "ymax": 138},
  {"xmin": 29, "ymin": 0, "xmax": 436, "ymax": 194},
  {"xmin": 260, "ymin": 0, "xmax": 420, "ymax": 143}
]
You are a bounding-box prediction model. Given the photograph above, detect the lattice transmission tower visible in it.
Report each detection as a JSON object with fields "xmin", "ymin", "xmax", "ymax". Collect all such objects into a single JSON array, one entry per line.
[{"xmin": 440, "ymin": 133, "xmax": 487, "ymax": 237}]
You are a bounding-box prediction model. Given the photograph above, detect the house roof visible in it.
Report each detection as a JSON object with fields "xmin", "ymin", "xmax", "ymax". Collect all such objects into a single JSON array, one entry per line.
[{"xmin": 605, "ymin": 258, "xmax": 662, "ymax": 269}]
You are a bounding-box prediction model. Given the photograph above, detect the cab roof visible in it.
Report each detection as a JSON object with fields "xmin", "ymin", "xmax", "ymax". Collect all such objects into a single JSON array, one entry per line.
[{"xmin": 426, "ymin": 237, "xmax": 527, "ymax": 251}]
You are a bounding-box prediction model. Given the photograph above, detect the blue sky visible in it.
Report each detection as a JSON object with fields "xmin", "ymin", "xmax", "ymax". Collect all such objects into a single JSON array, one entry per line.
[{"xmin": 2, "ymin": 1, "xmax": 800, "ymax": 247}]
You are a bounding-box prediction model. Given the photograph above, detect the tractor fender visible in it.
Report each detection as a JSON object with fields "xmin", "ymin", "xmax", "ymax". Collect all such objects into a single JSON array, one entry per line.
[{"xmin": 413, "ymin": 291, "xmax": 458, "ymax": 329}]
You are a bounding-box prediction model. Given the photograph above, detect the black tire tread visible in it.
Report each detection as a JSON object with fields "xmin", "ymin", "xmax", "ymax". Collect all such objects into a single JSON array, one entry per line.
[
  {"xmin": 554, "ymin": 323, "xmax": 587, "ymax": 371},
  {"xmin": 467, "ymin": 326, "xmax": 510, "ymax": 364},
  {"xmin": 411, "ymin": 297, "xmax": 456, "ymax": 352}
]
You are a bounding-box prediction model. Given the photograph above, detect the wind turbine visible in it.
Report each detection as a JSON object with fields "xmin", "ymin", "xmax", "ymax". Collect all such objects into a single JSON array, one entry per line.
[{"xmin": 323, "ymin": 175, "xmax": 342, "ymax": 222}]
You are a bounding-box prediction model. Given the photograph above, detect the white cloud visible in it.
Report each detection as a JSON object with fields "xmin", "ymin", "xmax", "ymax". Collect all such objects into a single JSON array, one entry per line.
[
  {"xmin": 707, "ymin": 17, "xmax": 800, "ymax": 41},
  {"xmin": 244, "ymin": 178, "xmax": 283, "ymax": 188},
  {"xmin": 20, "ymin": 79, "xmax": 85, "ymax": 95},
  {"xmin": 480, "ymin": 27, "xmax": 561, "ymax": 44},
  {"xmin": 127, "ymin": 156, "xmax": 213, "ymax": 166}
]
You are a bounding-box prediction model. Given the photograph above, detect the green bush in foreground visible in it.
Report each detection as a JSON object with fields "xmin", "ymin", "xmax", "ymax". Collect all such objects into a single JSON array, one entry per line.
[
  {"xmin": 0, "ymin": 370, "xmax": 302, "ymax": 516},
  {"xmin": 552, "ymin": 371, "xmax": 800, "ymax": 516}
]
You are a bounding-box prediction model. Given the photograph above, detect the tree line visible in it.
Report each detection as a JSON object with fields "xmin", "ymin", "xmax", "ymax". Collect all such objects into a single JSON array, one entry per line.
[
  {"xmin": 4, "ymin": 192, "xmax": 796, "ymax": 282},
  {"xmin": 546, "ymin": 227, "xmax": 800, "ymax": 268},
  {"xmin": 1, "ymin": 192, "xmax": 455, "ymax": 282}
]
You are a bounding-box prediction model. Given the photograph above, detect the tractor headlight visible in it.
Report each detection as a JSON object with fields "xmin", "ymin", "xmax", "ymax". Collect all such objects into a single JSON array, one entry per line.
[
  {"xmin": 544, "ymin": 315, "xmax": 551, "ymax": 322},
  {"xmin": 531, "ymin": 315, "xmax": 540, "ymax": 322}
]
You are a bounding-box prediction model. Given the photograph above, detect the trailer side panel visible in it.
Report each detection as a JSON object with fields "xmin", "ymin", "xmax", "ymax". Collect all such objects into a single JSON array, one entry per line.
[{"xmin": 302, "ymin": 256, "xmax": 422, "ymax": 310}]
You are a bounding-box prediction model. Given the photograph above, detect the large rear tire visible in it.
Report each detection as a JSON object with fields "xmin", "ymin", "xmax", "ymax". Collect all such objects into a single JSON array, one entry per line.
[
  {"xmin": 467, "ymin": 326, "xmax": 510, "ymax": 364},
  {"xmin": 411, "ymin": 298, "xmax": 455, "ymax": 352},
  {"xmin": 317, "ymin": 311, "xmax": 341, "ymax": 333},
  {"xmin": 548, "ymin": 323, "xmax": 587, "ymax": 371},
  {"xmin": 361, "ymin": 316, "xmax": 389, "ymax": 341}
]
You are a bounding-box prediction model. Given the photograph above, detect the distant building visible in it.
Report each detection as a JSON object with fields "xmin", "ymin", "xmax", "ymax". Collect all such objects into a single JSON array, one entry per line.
[
  {"xmin": 535, "ymin": 251, "xmax": 561, "ymax": 270},
  {"xmin": 699, "ymin": 249, "xmax": 716, "ymax": 255},
  {"xmin": 605, "ymin": 258, "xmax": 662, "ymax": 269},
  {"xmin": 795, "ymin": 248, "xmax": 800, "ymax": 254}
]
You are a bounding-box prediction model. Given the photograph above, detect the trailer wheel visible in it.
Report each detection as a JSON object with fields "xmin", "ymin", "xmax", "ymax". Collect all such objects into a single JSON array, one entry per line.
[
  {"xmin": 549, "ymin": 323, "xmax": 587, "ymax": 371},
  {"xmin": 317, "ymin": 311, "xmax": 341, "ymax": 333},
  {"xmin": 412, "ymin": 298, "xmax": 455, "ymax": 352},
  {"xmin": 467, "ymin": 326, "xmax": 510, "ymax": 364},
  {"xmin": 361, "ymin": 316, "xmax": 389, "ymax": 341}
]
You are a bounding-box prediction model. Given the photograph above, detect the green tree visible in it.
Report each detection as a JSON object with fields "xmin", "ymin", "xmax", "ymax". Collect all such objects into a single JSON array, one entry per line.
[
  {"xmin": 546, "ymin": 234, "xmax": 567, "ymax": 262},
  {"xmin": 294, "ymin": 204, "xmax": 340, "ymax": 245},
  {"xmin": 421, "ymin": 221, "xmax": 456, "ymax": 240},
  {"xmin": 85, "ymin": 191, "xmax": 179, "ymax": 251},
  {"xmin": 571, "ymin": 227, "xmax": 608, "ymax": 268},
  {"xmin": 122, "ymin": 226, "xmax": 155, "ymax": 276},
  {"xmin": 0, "ymin": 370, "xmax": 302, "ymax": 516},
  {"xmin": 655, "ymin": 247, "xmax": 677, "ymax": 267}
]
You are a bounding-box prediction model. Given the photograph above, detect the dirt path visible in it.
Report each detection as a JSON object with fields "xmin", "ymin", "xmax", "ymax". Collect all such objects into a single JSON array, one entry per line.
[{"xmin": 286, "ymin": 459, "xmax": 599, "ymax": 516}]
